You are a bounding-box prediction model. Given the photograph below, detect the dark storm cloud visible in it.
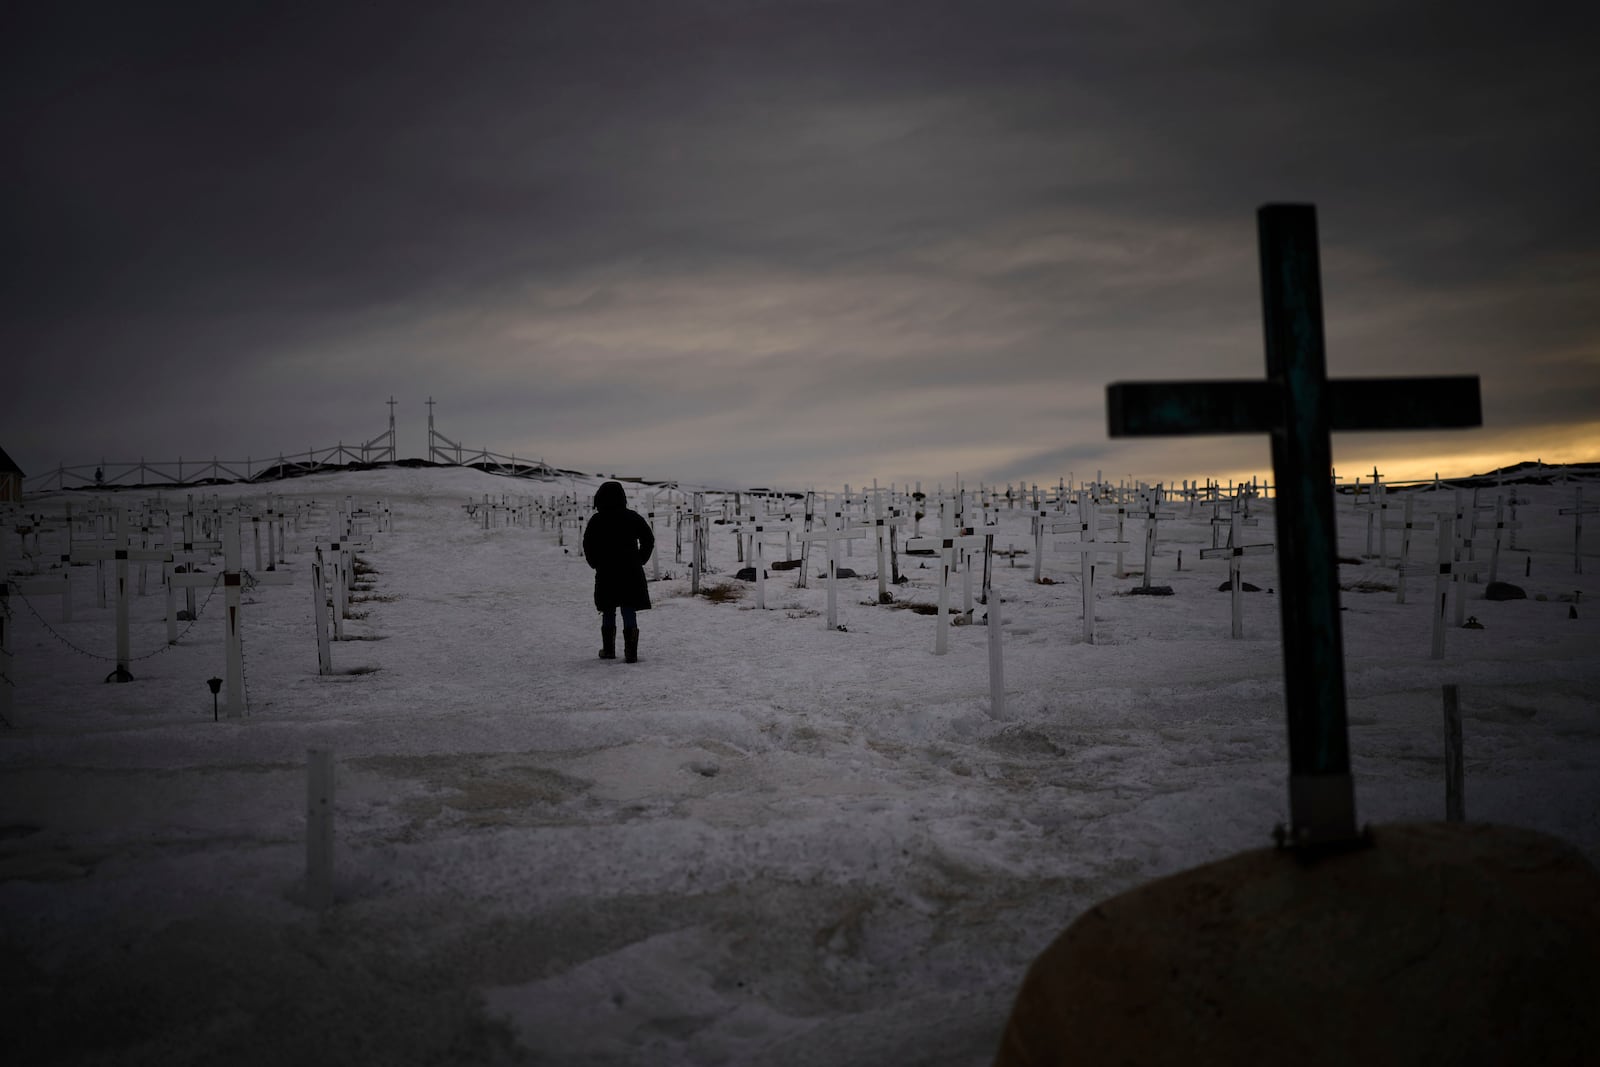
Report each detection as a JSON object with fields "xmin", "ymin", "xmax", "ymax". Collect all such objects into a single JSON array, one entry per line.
[{"xmin": 6, "ymin": 0, "xmax": 1597, "ymax": 484}]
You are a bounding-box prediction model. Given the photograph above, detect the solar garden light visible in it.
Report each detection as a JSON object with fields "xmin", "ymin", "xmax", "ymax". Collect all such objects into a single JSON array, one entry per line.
[{"xmin": 207, "ymin": 676, "xmax": 223, "ymax": 721}]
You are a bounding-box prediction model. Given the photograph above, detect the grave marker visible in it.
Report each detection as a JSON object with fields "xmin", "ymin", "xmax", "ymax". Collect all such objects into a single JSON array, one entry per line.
[
  {"xmin": 1385, "ymin": 492, "xmax": 1435, "ymax": 605},
  {"xmin": 1050, "ymin": 496, "xmax": 1131, "ymax": 645},
  {"xmin": 1485, "ymin": 495, "xmax": 1520, "ymax": 585},
  {"xmin": 1107, "ymin": 203, "xmax": 1482, "ymax": 846},
  {"xmin": 799, "ymin": 517, "xmax": 869, "ymax": 631},
  {"xmin": 1134, "ymin": 490, "xmax": 1176, "ymax": 590},
  {"xmin": 732, "ymin": 519, "xmax": 786, "ymax": 609},
  {"xmin": 1199, "ymin": 501, "xmax": 1276, "ymax": 639},
  {"xmin": 68, "ymin": 509, "xmax": 173, "ymax": 682},
  {"xmin": 1558, "ymin": 487, "xmax": 1596, "ymax": 574},
  {"xmin": 905, "ymin": 505, "xmax": 988, "ymax": 654},
  {"xmin": 865, "ymin": 485, "xmax": 909, "ymax": 603}
]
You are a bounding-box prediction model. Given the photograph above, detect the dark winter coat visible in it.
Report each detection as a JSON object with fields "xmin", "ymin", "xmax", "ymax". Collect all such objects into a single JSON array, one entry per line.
[{"xmin": 582, "ymin": 481, "xmax": 655, "ymax": 613}]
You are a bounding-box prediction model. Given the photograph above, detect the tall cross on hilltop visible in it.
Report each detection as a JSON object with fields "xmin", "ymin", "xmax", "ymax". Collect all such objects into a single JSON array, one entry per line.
[{"xmin": 1107, "ymin": 204, "xmax": 1482, "ymax": 850}]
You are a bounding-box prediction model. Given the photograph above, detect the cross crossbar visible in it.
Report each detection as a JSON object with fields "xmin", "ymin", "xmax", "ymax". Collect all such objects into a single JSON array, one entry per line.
[{"xmin": 1107, "ymin": 377, "xmax": 1481, "ymax": 437}]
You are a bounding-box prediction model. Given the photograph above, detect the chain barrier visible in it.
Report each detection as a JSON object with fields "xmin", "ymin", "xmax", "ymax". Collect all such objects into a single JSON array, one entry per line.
[{"xmin": 8, "ymin": 571, "xmax": 224, "ymax": 664}]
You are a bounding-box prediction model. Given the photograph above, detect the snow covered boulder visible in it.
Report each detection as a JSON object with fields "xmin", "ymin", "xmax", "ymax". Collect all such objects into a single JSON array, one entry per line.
[{"xmin": 1485, "ymin": 581, "xmax": 1528, "ymax": 601}]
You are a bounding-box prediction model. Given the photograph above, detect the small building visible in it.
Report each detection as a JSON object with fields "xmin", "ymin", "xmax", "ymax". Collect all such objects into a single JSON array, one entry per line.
[{"xmin": 0, "ymin": 445, "xmax": 23, "ymax": 502}]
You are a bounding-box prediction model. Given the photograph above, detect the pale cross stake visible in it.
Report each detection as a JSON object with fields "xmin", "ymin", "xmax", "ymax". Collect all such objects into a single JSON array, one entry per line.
[
  {"xmin": 1559, "ymin": 487, "xmax": 1597, "ymax": 574},
  {"xmin": 1385, "ymin": 492, "xmax": 1435, "ymax": 605},
  {"xmin": 799, "ymin": 517, "xmax": 869, "ymax": 631},
  {"xmin": 1049, "ymin": 494, "xmax": 1131, "ymax": 645},
  {"xmin": 1485, "ymin": 495, "xmax": 1521, "ymax": 585},
  {"xmin": 733, "ymin": 519, "xmax": 787, "ymax": 609},
  {"xmin": 1200, "ymin": 500, "xmax": 1275, "ymax": 639},
  {"xmin": 864, "ymin": 487, "xmax": 908, "ymax": 604},
  {"xmin": 1135, "ymin": 489, "xmax": 1176, "ymax": 590},
  {"xmin": 68, "ymin": 509, "xmax": 174, "ymax": 682},
  {"xmin": 905, "ymin": 501, "xmax": 989, "ymax": 654},
  {"xmin": 1107, "ymin": 203, "xmax": 1482, "ymax": 848}
]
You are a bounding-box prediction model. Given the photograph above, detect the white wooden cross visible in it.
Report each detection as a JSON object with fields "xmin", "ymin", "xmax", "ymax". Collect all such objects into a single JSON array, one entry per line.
[
  {"xmin": 1558, "ymin": 487, "xmax": 1597, "ymax": 574},
  {"xmin": 1354, "ymin": 471, "xmax": 1396, "ymax": 562},
  {"xmin": 1209, "ymin": 494, "xmax": 1260, "ymax": 550},
  {"xmin": 905, "ymin": 501, "xmax": 989, "ymax": 654},
  {"xmin": 7, "ymin": 515, "xmax": 72, "ymax": 622},
  {"xmin": 1485, "ymin": 495, "xmax": 1521, "ymax": 585},
  {"xmin": 864, "ymin": 486, "xmax": 909, "ymax": 604},
  {"xmin": 1026, "ymin": 504, "xmax": 1067, "ymax": 584},
  {"xmin": 311, "ymin": 545, "xmax": 334, "ymax": 675},
  {"xmin": 1385, "ymin": 492, "xmax": 1435, "ymax": 605},
  {"xmin": 315, "ymin": 539, "xmax": 358, "ymax": 641},
  {"xmin": 732, "ymin": 519, "xmax": 788, "ymax": 609},
  {"xmin": 1452, "ymin": 488, "xmax": 1495, "ymax": 563},
  {"xmin": 1050, "ymin": 495, "xmax": 1132, "ymax": 645},
  {"xmin": 1199, "ymin": 499, "xmax": 1276, "ymax": 639},
  {"xmin": 68, "ymin": 509, "xmax": 173, "ymax": 682},
  {"xmin": 1095, "ymin": 501, "xmax": 1134, "ymax": 577},
  {"xmin": 1449, "ymin": 534, "xmax": 1485, "ymax": 630},
  {"xmin": 688, "ymin": 492, "xmax": 711, "ymax": 596},
  {"xmin": 1430, "ymin": 516, "xmax": 1457, "ymax": 659},
  {"xmin": 1134, "ymin": 489, "xmax": 1177, "ymax": 590},
  {"xmin": 799, "ymin": 516, "xmax": 870, "ymax": 631},
  {"xmin": 173, "ymin": 499, "xmax": 223, "ymax": 620}
]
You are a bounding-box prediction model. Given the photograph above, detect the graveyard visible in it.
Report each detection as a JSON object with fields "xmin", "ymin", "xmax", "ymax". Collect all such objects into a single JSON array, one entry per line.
[{"xmin": 2, "ymin": 461, "xmax": 1597, "ymax": 1065}]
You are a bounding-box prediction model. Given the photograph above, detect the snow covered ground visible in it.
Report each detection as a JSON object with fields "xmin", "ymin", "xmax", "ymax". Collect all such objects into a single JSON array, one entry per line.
[{"xmin": 4, "ymin": 466, "xmax": 1597, "ymax": 1066}]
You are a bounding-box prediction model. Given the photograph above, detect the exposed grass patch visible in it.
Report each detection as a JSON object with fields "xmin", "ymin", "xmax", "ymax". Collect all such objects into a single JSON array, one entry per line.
[
  {"xmin": 698, "ymin": 582, "xmax": 744, "ymax": 604},
  {"xmin": 1341, "ymin": 579, "xmax": 1396, "ymax": 594}
]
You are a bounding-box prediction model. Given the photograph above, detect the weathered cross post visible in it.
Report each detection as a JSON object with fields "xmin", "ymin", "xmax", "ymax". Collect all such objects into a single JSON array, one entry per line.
[
  {"xmin": 800, "ymin": 517, "xmax": 869, "ymax": 631},
  {"xmin": 1558, "ymin": 487, "xmax": 1596, "ymax": 574},
  {"xmin": 1386, "ymin": 492, "xmax": 1435, "ymax": 605},
  {"xmin": 69, "ymin": 509, "xmax": 173, "ymax": 682},
  {"xmin": 1049, "ymin": 496, "xmax": 1130, "ymax": 645},
  {"xmin": 1199, "ymin": 501, "xmax": 1275, "ymax": 639},
  {"xmin": 865, "ymin": 485, "xmax": 908, "ymax": 604},
  {"xmin": 310, "ymin": 546, "xmax": 333, "ymax": 674},
  {"xmin": 1135, "ymin": 489, "xmax": 1175, "ymax": 590},
  {"xmin": 222, "ymin": 519, "xmax": 245, "ymax": 716},
  {"xmin": 905, "ymin": 503, "xmax": 989, "ymax": 654},
  {"xmin": 1431, "ymin": 516, "xmax": 1455, "ymax": 659},
  {"xmin": 1107, "ymin": 203, "xmax": 1481, "ymax": 848},
  {"xmin": 733, "ymin": 519, "xmax": 783, "ymax": 609}
]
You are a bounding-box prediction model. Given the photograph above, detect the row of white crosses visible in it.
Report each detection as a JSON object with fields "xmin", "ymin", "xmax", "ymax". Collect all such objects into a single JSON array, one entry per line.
[{"xmin": 309, "ymin": 533, "xmax": 368, "ymax": 676}]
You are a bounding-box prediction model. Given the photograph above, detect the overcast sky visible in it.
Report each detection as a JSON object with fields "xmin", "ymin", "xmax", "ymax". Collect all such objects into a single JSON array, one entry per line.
[{"xmin": 7, "ymin": 0, "xmax": 1598, "ymax": 491}]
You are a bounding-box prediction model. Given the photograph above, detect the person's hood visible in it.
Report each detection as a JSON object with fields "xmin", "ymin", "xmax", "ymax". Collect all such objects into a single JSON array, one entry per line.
[{"xmin": 594, "ymin": 480, "xmax": 627, "ymax": 511}]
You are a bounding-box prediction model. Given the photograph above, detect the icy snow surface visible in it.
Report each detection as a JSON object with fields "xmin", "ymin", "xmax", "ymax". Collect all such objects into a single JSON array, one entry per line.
[{"xmin": 3, "ymin": 466, "xmax": 1597, "ymax": 1066}]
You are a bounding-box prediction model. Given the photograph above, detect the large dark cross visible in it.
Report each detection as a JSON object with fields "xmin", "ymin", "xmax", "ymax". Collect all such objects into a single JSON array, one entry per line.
[{"xmin": 1106, "ymin": 204, "xmax": 1481, "ymax": 848}]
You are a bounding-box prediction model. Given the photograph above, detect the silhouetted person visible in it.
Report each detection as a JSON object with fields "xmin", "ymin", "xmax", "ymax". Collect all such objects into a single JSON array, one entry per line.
[{"xmin": 582, "ymin": 480, "xmax": 654, "ymax": 662}]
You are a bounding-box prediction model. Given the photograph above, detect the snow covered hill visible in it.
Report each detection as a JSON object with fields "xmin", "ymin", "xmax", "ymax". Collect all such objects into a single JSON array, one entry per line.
[{"xmin": 4, "ymin": 466, "xmax": 1597, "ymax": 1066}]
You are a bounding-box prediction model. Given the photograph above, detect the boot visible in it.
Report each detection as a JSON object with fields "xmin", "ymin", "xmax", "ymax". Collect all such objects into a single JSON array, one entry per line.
[
  {"xmin": 599, "ymin": 626, "xmax": 617, "ymax": 660},
  {"xmin": 623, "ymin": 627, "xmax": 640, "ymax": 663}
]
